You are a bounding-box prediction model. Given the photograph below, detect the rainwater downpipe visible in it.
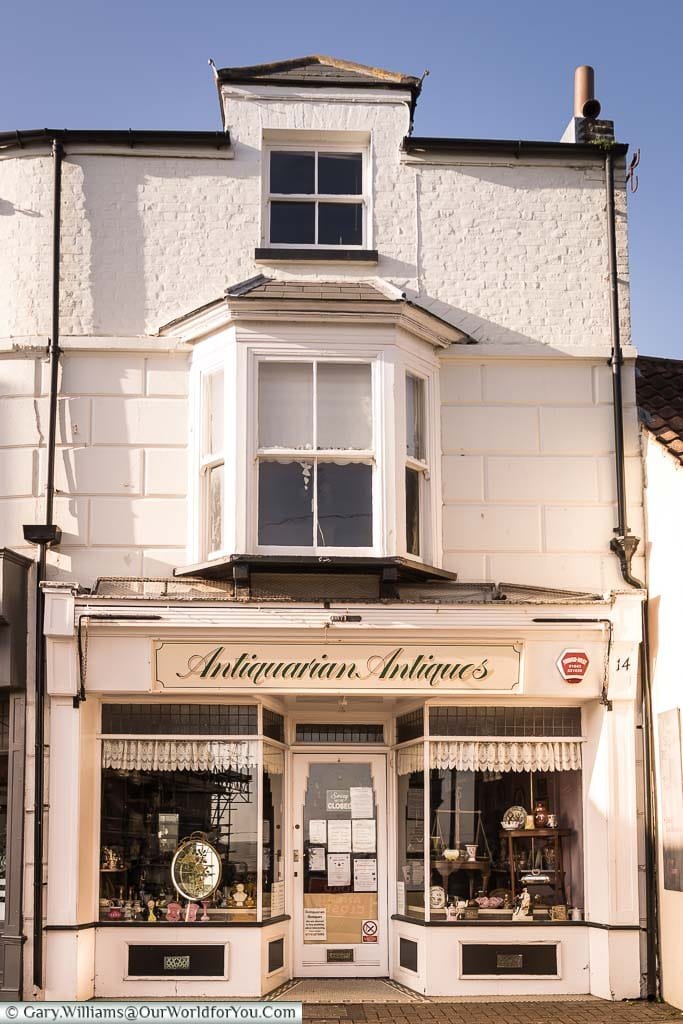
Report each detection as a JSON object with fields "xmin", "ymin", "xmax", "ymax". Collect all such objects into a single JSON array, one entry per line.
[
  {"xmin": 605, "ymin": 148, "xmax": 660, "ymax": 1000},
  {"xmin": 22, "ymin": 138, "xmax": 64, "ymax": 991}
]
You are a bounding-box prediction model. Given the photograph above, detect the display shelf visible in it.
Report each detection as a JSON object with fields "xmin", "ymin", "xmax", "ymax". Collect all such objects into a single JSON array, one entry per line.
[{"xmin": 499, "ymin": 828, "xmax": 572, "ymax": 903}]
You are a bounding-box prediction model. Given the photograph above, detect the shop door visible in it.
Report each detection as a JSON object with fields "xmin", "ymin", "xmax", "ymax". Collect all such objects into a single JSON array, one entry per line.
[{"xmin": 292, "ymin": 753, "xmax": 388, "ymax": 977}]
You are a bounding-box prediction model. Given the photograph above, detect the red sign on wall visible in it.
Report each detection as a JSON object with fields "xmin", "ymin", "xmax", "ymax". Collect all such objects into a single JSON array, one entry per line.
[{"xmin": 556, "ymin": 650, "xmax": 590, "ymax": 683}]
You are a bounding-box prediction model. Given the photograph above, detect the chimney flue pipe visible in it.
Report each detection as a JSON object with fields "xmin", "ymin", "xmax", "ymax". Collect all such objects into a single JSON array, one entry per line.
[{"xmin": 574, "ymin": 65, "xmax": 601, "ymax": 118}]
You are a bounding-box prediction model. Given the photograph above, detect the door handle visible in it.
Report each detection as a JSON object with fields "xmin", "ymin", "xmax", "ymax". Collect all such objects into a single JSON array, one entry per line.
[{"xmin": 293, "ymin": 849, "xmax": 300, "ymax": 862}]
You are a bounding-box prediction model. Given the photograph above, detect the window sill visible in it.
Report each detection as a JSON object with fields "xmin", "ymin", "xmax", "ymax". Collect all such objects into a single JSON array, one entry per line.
[{"xmin": 254, "ymin": 247, "xmax": 379, "ymax": 264}]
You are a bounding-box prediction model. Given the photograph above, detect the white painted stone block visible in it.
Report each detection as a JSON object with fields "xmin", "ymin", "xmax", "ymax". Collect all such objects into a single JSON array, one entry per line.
[
  {"xmin": 441, "ymin": 406, "xmax": 539, "ymax": 453},
  {"xmin": 145, "ymin": 355, "xmax": 190, "ymax": 396},
  {"xmin": 442, "ymin": 552, "xmax": 487, "ymax": 581},
  {"xmin": 47, "ymin": 546, "xmax": 144, "ymax": 585},
  {"xmin": 540, "ymin": 405, "xmax": 640, "ymax": 456},
  {"xmin": 0, "ymin": 448, "xmax": 35, "ymax": 496},
  {"xmin": 439, "ymin": 363, "xmax": 482, "ymax": 404},
  {"xmin": 487, "ymin": 456, "xmax": 600, "ymax": 502},
  {"xmin": 483, "ymin": 362, "xmax": 593, "ymax": 404},
  {"xmin": 142, "ymin": 547, "xmax": 188, "ymax": 576},
  {"xmin": 443, "ymin": 505, "xmax": 541, "ymax": 552},
  {"xmin": 0, "ymin": 358, "xmax": 40, "ymax": 397},
  {"xmin": 52, "ymin": 497, "xmax": 90, "ymax": 546},
  {"xmin": 60, "ymin": 354, "xmax": 144, "ymax": 396},
  {"xmin": 53, "ymin": 447, "xmax": 143, "ymax": 495},
  {"xmin": 441, "ymin": 455, "xmax": 484, "ymax": 502},
  {"xmin": 90, "ymin": 497, "xmax": 186, "ymax": 546},
  {"xmin": 544, "ymin": 506, "xmax": 617, "ymax": 552},
  {"xmin": 488, "ymin": 552, "xmax": 605, "ymax": 592},
  {"xmin": 0, "ymin": 397, "xmax": 91, "ymax": 446},
  {"xmin": 597, "ymin": 455, "xmax": 643, "ymax": 505},
  {"xmin": 594, "ymin": 362, "xmax": 637, "ymax": 405},
  {"xmin": 144, "ymin": 449, "xmax": 188, "ymax": 495},
  {"xmin": 91, "ymin": 398, "xmax": 187, "ymax": 445}
]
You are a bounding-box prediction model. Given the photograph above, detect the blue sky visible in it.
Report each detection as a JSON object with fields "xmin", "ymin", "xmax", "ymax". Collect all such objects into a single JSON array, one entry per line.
[{"xmin": 2, "ymin": 0, "xmax": 681, "ymax": 358}]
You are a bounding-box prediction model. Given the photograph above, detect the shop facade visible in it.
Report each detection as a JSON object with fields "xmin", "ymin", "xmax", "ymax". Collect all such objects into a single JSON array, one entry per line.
[{"xmin": 41, "ymin": 581, "xmax": 643, "ymax": 999}]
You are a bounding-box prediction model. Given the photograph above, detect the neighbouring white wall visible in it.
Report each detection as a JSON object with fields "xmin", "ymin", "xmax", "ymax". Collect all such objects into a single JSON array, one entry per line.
[{"xmin": 644, "ymin": 433, "xmax": 683, "ymax": 1010}]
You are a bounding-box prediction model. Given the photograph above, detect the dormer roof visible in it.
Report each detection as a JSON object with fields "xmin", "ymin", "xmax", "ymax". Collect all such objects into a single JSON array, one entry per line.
[{"xmin": 215, "ymin": 54, "xmax": 421, "ymax": 91}]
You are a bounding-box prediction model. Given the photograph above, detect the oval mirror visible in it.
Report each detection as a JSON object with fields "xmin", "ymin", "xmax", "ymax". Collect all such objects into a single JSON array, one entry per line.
[{"xmin": 170, "ymin": 834, "xmax": 222, "ymax": 902}]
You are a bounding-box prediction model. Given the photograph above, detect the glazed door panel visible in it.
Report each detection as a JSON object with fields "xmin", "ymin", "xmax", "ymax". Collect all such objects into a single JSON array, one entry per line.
[{"xmin": 292, "ymin": 753, "xmax": 388, "ymax": 977}]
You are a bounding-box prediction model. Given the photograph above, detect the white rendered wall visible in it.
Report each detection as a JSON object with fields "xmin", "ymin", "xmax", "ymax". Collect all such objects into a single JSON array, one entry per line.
[{"xmin": 644, "ymin": 434, "xmax": 683, "ymax": 1010}]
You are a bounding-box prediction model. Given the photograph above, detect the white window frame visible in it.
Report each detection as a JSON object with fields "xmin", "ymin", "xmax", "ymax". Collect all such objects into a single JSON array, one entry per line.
[
  {"xmin": 262, "ymin": 142, "xmax": 371, "ymax": 250},
  {"xmin": 252, "ymin": 352, "xmax": 380, "ymax": 556}
]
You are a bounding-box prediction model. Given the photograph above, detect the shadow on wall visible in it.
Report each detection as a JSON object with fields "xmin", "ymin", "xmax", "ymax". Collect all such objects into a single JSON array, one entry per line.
[{"xmin": 78, "ymin": 146, "xmax": 261, "ymax": 337}]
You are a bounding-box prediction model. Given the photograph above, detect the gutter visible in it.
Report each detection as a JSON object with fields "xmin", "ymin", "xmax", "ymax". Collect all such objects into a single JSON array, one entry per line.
[
  {"xmin": 603, "ymin": 147, "xmax": 660, "ymax": 1000},
  {"xmin": 403, "ymin": 135, "xmax": 629, "ymax": 160},
  {"xmin": 21, "ymin": 139, "xmax": 64, "ymax": 992},
  {"xmin": 0, "ymin": 128, "xmax": 231, "ymax": 153}
]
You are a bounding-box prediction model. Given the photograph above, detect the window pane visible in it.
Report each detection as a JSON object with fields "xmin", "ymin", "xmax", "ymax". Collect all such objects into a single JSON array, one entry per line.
[
  {"xmin": 258, "ymin": 460, "xmax": 313, "ymax": 546},
  {"xmin": 406, "ymin": 467, "xmax": 420, "ymax": 556},
  {"xmin": 406, "ymin": 374, "xmax": 425, "ymax": 460},
  {"xmin": 318, "ymin": 153, "xmax": 362, "ymax": 195},
  {"xmin": 270, "ymin": 151, "xmax": 315, "ymax": 194},
  {"xmin": 317, "ymin": 363, "xmax": 372, "ymax": 450},
  {"xmin": 317, "ymin": 462, "xmax": 372, "ymax": 547},
  {"xmin": 259, "ymin": 362, "xmax": 313, "ymax": 449},
  {"xmin": 318, "ymin": 202, "xmax": 363, "ymax": 246},
  {"xmin": 270, "ymin": 201, "xmax": 315, "ymax": 244},
  {"xmin": 208, "ymin": 463, "xmax": 223, "ymax": 554},
  {"xmin": 203, "ymin": 371, "xmax": 224, "ymax": 457}
]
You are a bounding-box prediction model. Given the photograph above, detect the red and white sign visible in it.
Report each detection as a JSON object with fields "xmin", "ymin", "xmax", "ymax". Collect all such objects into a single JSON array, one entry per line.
[
  {"xmin": 361, "ymin": 919, "xmax": 378, "ymax": 943},
  {"xmin": 556, "ymin": 650, "xmax": 590, "ymax": 684}
]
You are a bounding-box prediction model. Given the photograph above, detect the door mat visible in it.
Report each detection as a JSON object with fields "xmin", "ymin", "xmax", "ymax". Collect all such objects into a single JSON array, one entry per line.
[{"xmin": 269, "ymin": 978, "xmax": 424, "ymax": 1002}]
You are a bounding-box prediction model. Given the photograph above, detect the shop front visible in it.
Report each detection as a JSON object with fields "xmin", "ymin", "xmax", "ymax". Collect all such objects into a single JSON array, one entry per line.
[{"xmin": 40, "ymin": 578, "xmax": 644, "ymax": 1000}]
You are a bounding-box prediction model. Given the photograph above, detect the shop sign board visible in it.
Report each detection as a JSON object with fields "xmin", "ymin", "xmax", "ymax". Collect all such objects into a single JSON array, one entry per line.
[
  {"xmin": 153, "ymin": 640, "xmax": 523, "ymax": 693},
  {"xmin": 556, "ymin": 649, "xmax": 590, "ymax": 683}
]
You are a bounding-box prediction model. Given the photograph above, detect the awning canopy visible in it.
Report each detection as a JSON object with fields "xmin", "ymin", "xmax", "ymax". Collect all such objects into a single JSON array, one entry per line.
[{"xmin": 397, "ymin": 738, "xmax": 583, "ymax": 776}]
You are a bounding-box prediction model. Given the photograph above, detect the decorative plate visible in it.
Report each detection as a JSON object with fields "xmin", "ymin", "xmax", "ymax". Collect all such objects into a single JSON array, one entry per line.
[
  {"xmin": 430, "ymin": 885, "xmax": 446, "ymax": 910},
  {"xmin": 501, "ymin": 805, "xmax": 527, "ymax": 830}
]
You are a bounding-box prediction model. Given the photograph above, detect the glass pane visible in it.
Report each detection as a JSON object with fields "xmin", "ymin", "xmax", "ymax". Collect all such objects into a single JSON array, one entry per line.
[
  {"xmin": 262, "ymin": 746, "xmax": 285, "ymax": 920},
  {"xmin": 302, "ymin": 762, "xmax": 377, "ymax": 943},
  {"xmin": 258, "ymin": 460, "xmax": 313, "ymax": 546},
  {"xmin": 270, "ymin": 201, "xmax": 315, "ymax": 244},
  {"xmin": 99, "ymin": 764, "xmax": 258, "ymax": 922},
  {"xmin": 203, "ymin": 371, "xmax": 224, "ymax": 457},
  {"xmin": 396, "ymin": 748, "xmax": 425, "ymax": 920},
  {"xmin": 258, "ymin": 362, "xmax": 313, "ymax": 449},
  {"xmin": 406, "ymin": 467, "xmax": 420, "ymax": 556},
  {"xmin": 406, "ymin": 374, "xmax": 425, "ymax": 460},
  {"xmin": 317, "ymin": 462, "xmax": 372, "ymax": 547},
  {"xmin": 317, "ymin": 363, "xmax": 372, "ymax": 450},
  {"xmin": 318, "ymin": 153, "xmax": 362, "ymax": 195},
  {"xmin": 318, "ymin": 202, "xmax": 363, "ymax": 246},
  {"xmin": 270, "ymin": 151, "xmax": 315, "ymax": 194},
  {"xmin": 208, "ymin": 463, "xmax": 223, "ymax": 554}
]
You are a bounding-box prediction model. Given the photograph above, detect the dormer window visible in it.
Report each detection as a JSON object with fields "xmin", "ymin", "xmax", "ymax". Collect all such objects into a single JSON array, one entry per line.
[
  {"xmin": 257, "ymin": 360, "xmax": 374, "ymax": 550},
  {"xmin": 266, "ymin": 147, "xmax": 366, "ymax": 248}
]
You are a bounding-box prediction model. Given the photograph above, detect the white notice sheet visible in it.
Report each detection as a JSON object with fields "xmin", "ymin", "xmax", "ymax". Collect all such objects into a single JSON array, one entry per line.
[
  {"xmin": 327, "ymin": 819, "xmax": 352, "ymax": 852},
  {"xmin": 327, "ymin": 853, "xmax": 351, "ymax": 887},
  {"xmin": 350, "ymin": 786, "xmax": 374, "ymax": 818},
  {"xmin": 352, "ymin": 818, "xmax": 376, "ymax": 853}
]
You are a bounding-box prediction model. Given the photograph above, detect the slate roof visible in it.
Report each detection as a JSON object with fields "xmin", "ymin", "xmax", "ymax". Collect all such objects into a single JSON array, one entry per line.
[
  {"xmin": 637, "ymin": 355, "xmax": 683, "ymax": 464},
  {"xmin": 216, "ymin": 55, "xmax": 421, "ymax": 91},
  {"xmin": 225, "ymin": 275, "xmax": 389, "ymax": 303}
]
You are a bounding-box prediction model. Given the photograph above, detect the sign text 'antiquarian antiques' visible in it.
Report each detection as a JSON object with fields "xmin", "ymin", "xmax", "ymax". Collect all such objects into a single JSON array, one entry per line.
[{"xmin": 153, "ymin": 640, "xmax": 522, "ymax": 693}]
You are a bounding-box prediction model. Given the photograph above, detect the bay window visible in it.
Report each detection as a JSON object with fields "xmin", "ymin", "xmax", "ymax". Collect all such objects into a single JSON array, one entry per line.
[
  {"xmin": 405, "ymin": 373, "xmax": 428, "ymax": 558},
  {"xmin": 257, "ymin": 360, "xmax": 374, "ymax": 551}
]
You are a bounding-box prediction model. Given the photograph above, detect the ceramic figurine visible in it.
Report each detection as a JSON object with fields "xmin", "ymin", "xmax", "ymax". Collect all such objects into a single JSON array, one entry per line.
[
  {"xmin": 166, "ymin": 902, "xmax": 181, "ymax": 922},
  {"xmin": 512, "ymin": 888, "xmax": 532, "ymax": 921},
  {"xmin": 146, "ymin": 899, "xmax": 157, "ymax": 922},
  {"xmin": 231, "ymin": 883, "xmax": 247, "ymax": 907}
]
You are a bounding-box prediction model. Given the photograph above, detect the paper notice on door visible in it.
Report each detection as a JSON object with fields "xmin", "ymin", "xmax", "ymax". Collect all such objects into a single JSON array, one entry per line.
[
  {"xmin": 327, "ymin": 819, "xmax": 352, "ymax": 852},
  {"xmin": 271, "ymin": 880, "xmax": 285, "ymax": 916},
  {"xmin": 308, "ymin": 846, "xmax": 326, "ymax": 871},
  {"xmin": 327, "ymin": 853, "xmax": 351, "ymax": 887},
  {"xmin": 303, "ymin": 907, "xmax": 327, "ymax": 941},
  {"xmin": 353, "ymin": 858, "xmax": 377, "ymax": 892},
  {"xmin": 396, "ymin": 881, "xmax": 406, "ymax": 915},
  {"xmin": 352, "ymin": 818, "xmax": 376, "ymax": 853},
  {"xmin": 309, "ymin": 819, "xmax": 327, "ymax": 844},
  {"xmin": 326, "ymin": 789, "xmax": 351, "ymax": 812},
  {"xmin": 350, "ymin": 786, "xmax": 373, "ymax": 818}
]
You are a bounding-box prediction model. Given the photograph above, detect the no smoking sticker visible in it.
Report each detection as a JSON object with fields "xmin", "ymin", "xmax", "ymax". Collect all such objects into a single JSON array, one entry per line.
[{"xmin": 362, "ymin": 919, "xmax": 378, "ymax": 943}]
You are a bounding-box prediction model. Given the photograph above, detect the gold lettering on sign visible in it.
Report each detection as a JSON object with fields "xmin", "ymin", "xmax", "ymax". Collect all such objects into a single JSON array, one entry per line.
[{"xmin": 153, "ymin": 641, "xmax": 523, "ymax": 693}]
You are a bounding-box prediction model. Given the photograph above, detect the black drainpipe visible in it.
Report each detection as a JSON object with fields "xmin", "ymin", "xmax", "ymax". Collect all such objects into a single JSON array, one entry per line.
[
  {"xmin": 604, "ymin": 148, "xmax": 659, "ymax": 1000},
  {"xmin": 22, "ymin": 138, "xmax": 64, "ymax": 991}
]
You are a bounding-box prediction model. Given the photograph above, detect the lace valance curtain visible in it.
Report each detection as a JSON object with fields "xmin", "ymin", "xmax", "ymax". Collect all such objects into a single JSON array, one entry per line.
[
  {"xmin": 397, "ymin": 738, "xmax": 583, "ymax": 776},
  {"xmin": 102, "ymin": 738, "xmax": 258, "ymax": 774}
]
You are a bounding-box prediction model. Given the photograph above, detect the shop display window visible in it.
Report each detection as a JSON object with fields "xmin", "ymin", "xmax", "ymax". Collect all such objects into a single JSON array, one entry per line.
[{"xmin": 396, "ymin": 709, "xmax": 584, "ymax": 922}]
